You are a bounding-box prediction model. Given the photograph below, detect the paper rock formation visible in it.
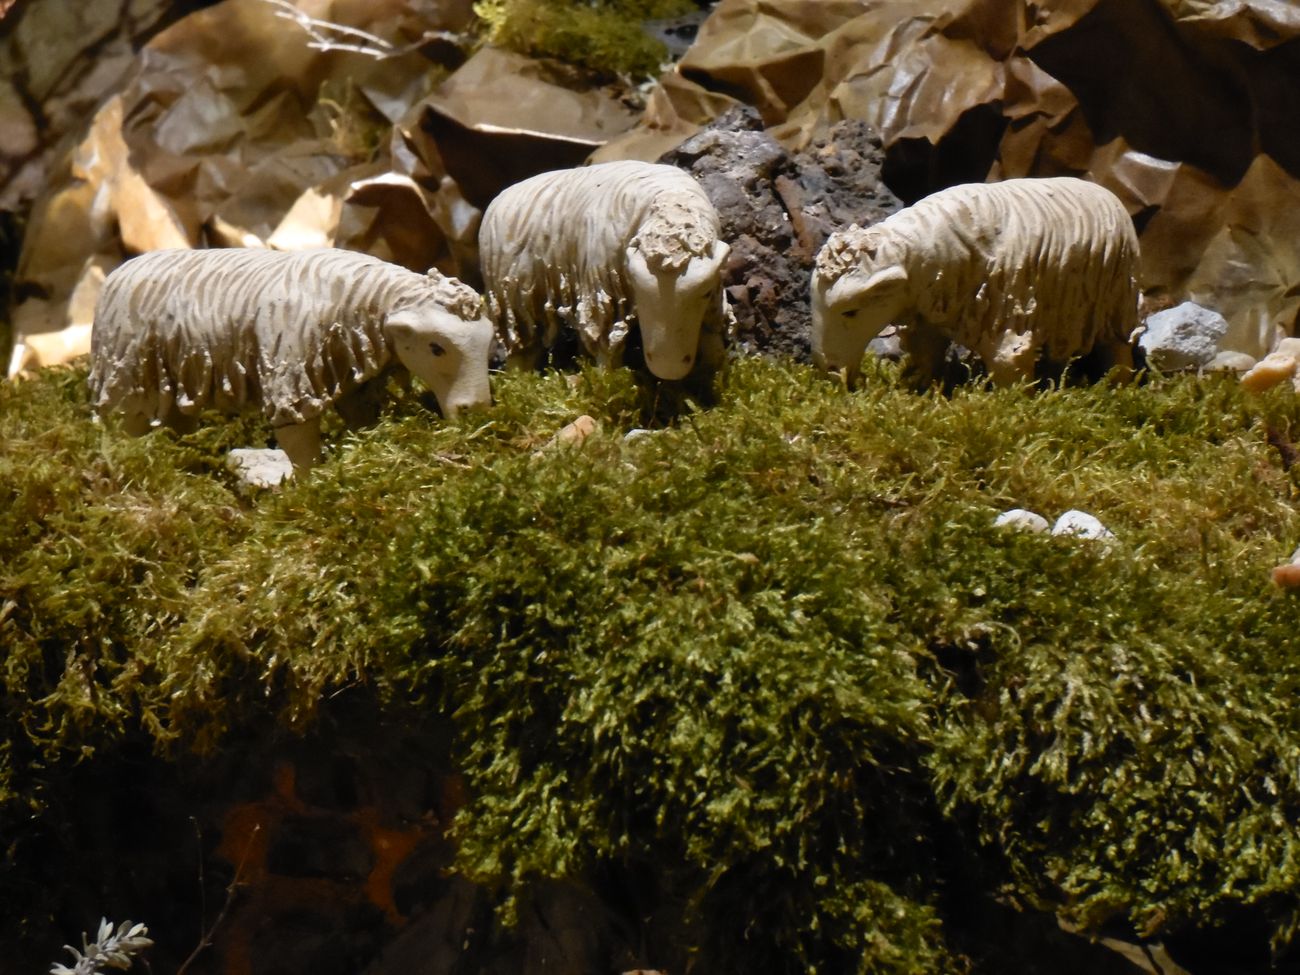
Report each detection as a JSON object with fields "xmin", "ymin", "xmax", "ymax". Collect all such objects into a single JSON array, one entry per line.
[
  {"xmin": 11, "ymin": 0, "xmax": 1300, "ymax": 376},
  {"xmin": 2, "ymin": 0, "xmax": 648, "ymax": 377},
  {"xmin": 598, "ymin": 0, "xmax": 1300, "ymax": 361}
]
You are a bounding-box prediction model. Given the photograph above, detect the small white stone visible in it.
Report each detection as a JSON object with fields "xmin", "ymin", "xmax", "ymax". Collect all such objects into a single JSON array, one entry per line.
[
  {"xmin": 227, "ymin": 448, "xmax": 294, "ymax": 488},
  {"xmin": 1241, "ymin": 352, "xmax": 1298, "ymax": 392},
  {"xmin": 623, "ymin": 428, "xmax": 656, "ymax": 443},
  {"xmin": 1051, "ymin": 510, "xmax": 1115, "ymax": 542},
  {"xmin": 1203, "ymin": 350, "xmax": 1256, "ymax": 374},
  {"xmin": 542, "ymin": 414, "xmax": 597, "ymax": 450},
  {"xmin": 994, "ymin": 508, "xmax": 1050, "ymax": 533}
]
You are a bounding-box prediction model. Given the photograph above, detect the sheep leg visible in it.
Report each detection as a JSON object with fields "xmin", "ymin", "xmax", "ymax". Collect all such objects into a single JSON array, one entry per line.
[
  {"xmin": 900, "ymin": 321, "xmax": 951, "ymax": 389},
  {"xmin": 161, "ymin": 404, "xmax": 198, "ymax": 435},
  {"xmin": 1095, "ymin": 337, "xmax": 1134, "ymax": 382},
  {"xmin": 982, "ymin": 329, "xmax": 1039, "ymax": 386},
  {"xmin": 695, "ymin": 308, "xmax": 728, "ymax": 376},
  {"xmin": 121, "ymin": 411, "xmax": 153, "ymax": 437},
  {"xmin": 506, "ymin": 343, "xmax": 544, "ymax": 372},
  {"xmin": 334, "ymin": 373, "xmax": 390, "ymax": 428},
  {"xmin": 274, "ymin": 417, "xmax": 322, "ymax": 472}
]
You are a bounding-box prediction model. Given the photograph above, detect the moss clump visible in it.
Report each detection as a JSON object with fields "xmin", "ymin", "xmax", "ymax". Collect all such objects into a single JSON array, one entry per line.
[
  {"xmin": 5, "ymin": 357, "xmax": 1300, "ymax": 970},
  {"xmin": 473, "ymin": 0, "xmax": 696, "ymax": 79}
]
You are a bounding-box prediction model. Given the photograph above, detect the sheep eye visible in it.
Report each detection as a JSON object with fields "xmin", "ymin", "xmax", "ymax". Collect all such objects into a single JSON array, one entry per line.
[
  {"xmin": 429, "ymin": 341, "xmax": 446, "ymax": 357},
  {"xmin": 842, "ymin": 309, "xmax": 859, "ymax": 319}
]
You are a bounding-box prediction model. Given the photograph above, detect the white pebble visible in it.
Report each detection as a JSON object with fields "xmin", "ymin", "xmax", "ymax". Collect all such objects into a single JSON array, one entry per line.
[
  {"xmin": 1241, "ymin": 352, "xmax": 1298, "ymax": 392},
  {"xmin": 994, "ymin": 508, "xmax": 1050, "ymax": 533},
  {"xmin": 227, "ymin": 448, "xmax": 293, "ymax": 489},
  {"xmin": 1051, "ymin": 510, "xmax": 1115, "ymax": 542},
  {"xmin": 1203, "ymin": 350, "xmax": 1256, "ymax": 374}
]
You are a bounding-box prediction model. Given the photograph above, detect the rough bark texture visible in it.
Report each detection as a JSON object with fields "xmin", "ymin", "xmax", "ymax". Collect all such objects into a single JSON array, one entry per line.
[{"xmin": 659, "ymin": 106, "xmax": 901, "ymax": 361}]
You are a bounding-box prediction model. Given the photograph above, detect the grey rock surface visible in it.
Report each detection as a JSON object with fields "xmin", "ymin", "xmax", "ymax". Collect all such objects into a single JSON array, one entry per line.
[{"xmin": 1138, "ymin": 301, "xmax": 1228, "ymax": 371}]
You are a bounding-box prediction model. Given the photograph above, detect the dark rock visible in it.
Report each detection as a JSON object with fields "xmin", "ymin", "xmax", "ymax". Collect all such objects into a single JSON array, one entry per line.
[
  {"xmin": 641, "ymin": 4, "xmax": 716, "ymax": 59},
  {"xmin": 660, "ymin": 106, "xmax": 902, "ymax": 361},
  {"xmin": 249, "ymin": 902, "xmax": 387, "ymax": 975},
  {"xmin": 363, "ymin": 876, "xmax": 485, "ymax": 975},
  {"xmin": 390, "ymin": 834, "xmax": 458, "ymax": 917},
  {"xmin": 265, "ymin": 813, "xmax": 374, "ymax": 881}
]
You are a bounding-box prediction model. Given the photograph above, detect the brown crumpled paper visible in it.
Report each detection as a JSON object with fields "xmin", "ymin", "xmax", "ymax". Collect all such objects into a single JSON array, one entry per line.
[
  {"xmin": 599, "ymin": 0, "xmax": 1300, "ymax": 357},
  {"xmin": 410, "ymin": 46, "xmax": 644, "ymax": 210},
  {"xmin": 7, "ymin": 0, "xmax": 439, "ymax": 373},
  {"xmin": 8, "ymin": 0, "xmax": 649, "ymax": 375}
]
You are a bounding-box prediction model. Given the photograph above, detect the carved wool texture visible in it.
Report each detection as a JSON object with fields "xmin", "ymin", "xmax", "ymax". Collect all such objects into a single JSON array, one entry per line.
[
  {"xmin": 480, "ymin": 161, "xmax": 721, "ymax": 362},
  {"xmin": 90, "ymin": 249, "xmax": 451, "ymax": 427},
  {"xmin": 827, "ymin": 178, "xmax": 1139, "ymax": 359}
]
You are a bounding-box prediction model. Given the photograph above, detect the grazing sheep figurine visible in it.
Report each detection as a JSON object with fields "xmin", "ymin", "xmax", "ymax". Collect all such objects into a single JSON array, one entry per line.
[
  {"xmin": 479, "ymin": 161, "xmax": 731, "ymax": 381},
  {"xmin": 89, "ymin": 247, "xmax": 493, "ymax": 472},
  {"xmin": 811, "ymin": 177, "xmax": 1139, "ymax": 387}
]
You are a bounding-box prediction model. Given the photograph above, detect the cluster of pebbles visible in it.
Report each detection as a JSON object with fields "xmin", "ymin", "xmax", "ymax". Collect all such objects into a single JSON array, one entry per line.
[{"xmin": 995, "ymin": 508, "xmax": 1115, "ymax": 543}]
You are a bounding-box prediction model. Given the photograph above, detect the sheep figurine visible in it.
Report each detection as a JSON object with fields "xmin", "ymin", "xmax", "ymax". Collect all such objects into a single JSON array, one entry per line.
[
  {"xmin": 88, "ymin": 247, "xmax": 494, "ymax": 472},
  {"xmin": 811, "ymin": 177, "xmax": 1139, "ymax": 387},
  {"xmin": 479, "ymin": 160, "xmax": 731, "ymax": 381}
]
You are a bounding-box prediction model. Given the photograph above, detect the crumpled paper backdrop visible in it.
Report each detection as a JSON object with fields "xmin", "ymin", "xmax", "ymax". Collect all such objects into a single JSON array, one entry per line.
[
  {"xmin": 12, "ymin": 0, "xmax": 1300, "ymax": 372},
  {"xmin": 0, "ymin": 0, "xmax": 188, "ymax": 213},
  {"xmin": 597, "ymin": 0, "xmax": 1300, "ymax": 358},
  {"xmin": 7, "ymin": 0, "xmax": 640, "ymax": 373}
]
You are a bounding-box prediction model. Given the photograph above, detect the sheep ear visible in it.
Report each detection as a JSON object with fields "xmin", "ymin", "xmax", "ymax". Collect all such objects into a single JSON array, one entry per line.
[
  {"xmin": 386, "ymin": 316, "xmax": 415, "ymax": 339},
  {"xmin": 831, "ymin": 265, "xmax": 908, "ymax": 309},
  {"xmin": 625, "ymin": 244, "xmax": 656, "ymax": 290},
  {"xmin": 706, "ymin": 239, "xmax": 729, "ymax": 272},
  {"xmin": 863, "ymin": 265, "xmax": 908, "ymax": 291},
  {"xmin": 680, "ymin": 240, "xmax": 729, "ymax": 289}
]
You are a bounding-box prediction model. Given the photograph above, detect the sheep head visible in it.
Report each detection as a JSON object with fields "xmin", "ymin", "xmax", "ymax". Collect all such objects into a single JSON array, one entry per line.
[
  {"xmin": 625, "ymin": 236, "xmax": 729, "ymax": 381},
  {"xmin": 811, "ymin": 228, "xmax": 911, "ymax": 386},
  {"xmin": 385, "ymin": 272, "xmax": 494, "ymax": 417}
]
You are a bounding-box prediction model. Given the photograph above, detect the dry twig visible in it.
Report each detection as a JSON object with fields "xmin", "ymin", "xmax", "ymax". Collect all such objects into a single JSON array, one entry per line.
[{"xmin": 259, "ymin": 0, "xmax": 460, "ymax": 59}]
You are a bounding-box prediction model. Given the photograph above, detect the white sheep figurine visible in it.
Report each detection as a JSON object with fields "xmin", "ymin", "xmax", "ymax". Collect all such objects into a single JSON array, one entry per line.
[
  {"xmin": 479, "ymin": 160, "xmax": 731, "ymax": 381},
  {"xmin": 88, "ymin": 247, "xmax": 494, "ymax": 472},
  {"xmin": 811, "ymin": 177, "xmax": 1139, "ymax": 386}
]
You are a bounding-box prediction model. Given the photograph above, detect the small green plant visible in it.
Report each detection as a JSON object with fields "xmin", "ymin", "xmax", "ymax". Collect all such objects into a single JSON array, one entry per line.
[
  {"xmin": 313, "ymin": 79, "xmax": 390, "ymax": 162},
  {"xmin": 50, "ymin": 919, "xmax": 152, "ymax": 975},
  {"xmin": 474, "ymin": 0, "xmax": 697, "ymax": 79}
]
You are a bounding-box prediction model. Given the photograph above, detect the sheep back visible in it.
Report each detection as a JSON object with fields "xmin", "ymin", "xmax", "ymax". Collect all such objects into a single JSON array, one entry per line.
[
  {"xmin": 836, "ymin": 177, "xmax": 1140, "ymax": 362},
  {"xmin": 89, "ymin": 248, "xmax": 443, "ymax": 427},
  {"xmin": 479, "ymin": 161, "xmax": 722, "ymax": 365}
]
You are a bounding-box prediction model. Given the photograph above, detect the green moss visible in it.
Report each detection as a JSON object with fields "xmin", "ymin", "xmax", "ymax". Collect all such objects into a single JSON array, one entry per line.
[
  {"xmin": 4, "ymin": 358, "xmax": 1300, "ymax": 969},
  {"xmin": 473, "ymin": 0, "xmax": 696, "ymax": 79}
]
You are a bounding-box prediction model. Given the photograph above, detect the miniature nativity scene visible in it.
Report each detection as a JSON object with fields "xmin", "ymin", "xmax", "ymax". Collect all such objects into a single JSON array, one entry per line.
[{"xmin": 4, "ymin": 1, "xmax": 1300, "ymax": 973}]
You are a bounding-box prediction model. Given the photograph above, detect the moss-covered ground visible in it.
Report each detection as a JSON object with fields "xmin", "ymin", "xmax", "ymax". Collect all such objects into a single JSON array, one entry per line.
[
  {"xmin": 4, "ymin": 357, "xmax": 1300, "ymax": 971},
  {"xmin": 473, "ymin": 0, "xmax": 697, "ymax": 79}
]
